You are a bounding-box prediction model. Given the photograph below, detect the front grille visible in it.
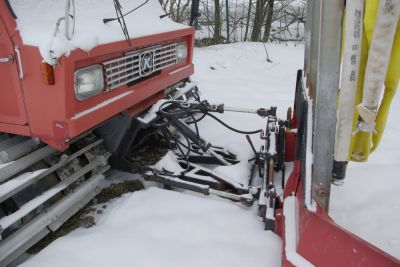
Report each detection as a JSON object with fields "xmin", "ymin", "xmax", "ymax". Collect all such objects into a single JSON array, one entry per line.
[{"xmin": 103, "ymin": 43, "xmax": 178, "ymax": 90}]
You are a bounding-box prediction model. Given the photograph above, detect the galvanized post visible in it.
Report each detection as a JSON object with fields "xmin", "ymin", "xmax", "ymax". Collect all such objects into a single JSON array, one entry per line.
[{"xmin": 307, "ymin": 0, "xmax": 343, "ymax": 211}]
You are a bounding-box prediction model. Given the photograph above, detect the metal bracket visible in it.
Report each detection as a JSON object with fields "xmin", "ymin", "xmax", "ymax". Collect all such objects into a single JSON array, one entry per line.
[
  {"xmin": 0, "ymin": 55, "xmax": 14, "ymax": 63},
  {"xmin": 178, "ymin": 161, "xmax": 248, "ymax": 191}
]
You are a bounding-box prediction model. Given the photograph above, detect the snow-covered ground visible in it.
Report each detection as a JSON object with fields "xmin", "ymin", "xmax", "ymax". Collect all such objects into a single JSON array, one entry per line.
[
  {"xmin": 21, "ymin": 187, "xmax": 281, "ymax": 267},
  {"xmin": 20, "ymin": 42, "xmax": 399, "ymax": 266},
  {"xmin": 330, "ymin": 96, "xmax": 400, "ymax": 258}
]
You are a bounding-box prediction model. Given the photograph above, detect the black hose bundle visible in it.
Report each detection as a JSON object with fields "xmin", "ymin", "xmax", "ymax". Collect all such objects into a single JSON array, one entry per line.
[
  {"xmin": 154, "ymin": 96, "xmax": 263, "ymax": 166},
  {"xmin": 158, "ymin": 99, "xmax": 263, "ymax": 136}
]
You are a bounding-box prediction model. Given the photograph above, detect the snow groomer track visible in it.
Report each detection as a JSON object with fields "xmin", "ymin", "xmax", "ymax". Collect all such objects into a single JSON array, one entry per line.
[{"xmin": 0, "ymin": 133, "xmax": 110, "ymax": 266}]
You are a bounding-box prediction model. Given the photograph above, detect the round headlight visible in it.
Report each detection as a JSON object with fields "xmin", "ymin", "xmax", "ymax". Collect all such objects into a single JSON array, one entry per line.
[
  {"xmin": 176, "ymin": 42, "xmax": 188, "ymax": 62},
  {"xmin": 74, "ymin": 65, "xmax": 104, "ymax": 101}
]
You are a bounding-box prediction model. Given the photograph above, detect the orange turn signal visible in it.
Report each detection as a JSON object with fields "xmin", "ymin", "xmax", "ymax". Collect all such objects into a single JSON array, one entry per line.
[{"xmin": 40, "ymin": 62, "xmax": 55, "ymax": 85}]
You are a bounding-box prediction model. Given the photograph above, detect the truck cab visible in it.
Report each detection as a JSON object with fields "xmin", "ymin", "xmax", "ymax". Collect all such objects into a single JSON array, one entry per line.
[{"xmin": 0, "ymin": 0, "xmax": 195, "ymax": 150}]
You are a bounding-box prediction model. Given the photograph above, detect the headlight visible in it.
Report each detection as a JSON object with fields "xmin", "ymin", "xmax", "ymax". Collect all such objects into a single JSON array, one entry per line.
[
  {"xmin": 74, "ymin": 65, "xmax": 104, "ymax": 101},
  {"xmin": 176, "ymin": 42, "xmax": 188, "ymax": 62}
]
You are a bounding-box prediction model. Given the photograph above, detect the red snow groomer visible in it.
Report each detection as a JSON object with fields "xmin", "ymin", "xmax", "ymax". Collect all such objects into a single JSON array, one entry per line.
[{"xmin": 0, "ymin": 0, "xmax": 399, "ymax": 266}]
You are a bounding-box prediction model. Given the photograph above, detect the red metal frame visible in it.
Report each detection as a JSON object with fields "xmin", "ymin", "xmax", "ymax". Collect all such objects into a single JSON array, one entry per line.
[
  {"xmin": 0, "ymin": 2, "xmax": 195, "ymax": 150},
  {"xmin": 277, "ymin": 67, "xmax": 400, "ymax": 266},
  {"xmin": 277, "ymin": 132, "xmax": 400, "ymax": 266}
]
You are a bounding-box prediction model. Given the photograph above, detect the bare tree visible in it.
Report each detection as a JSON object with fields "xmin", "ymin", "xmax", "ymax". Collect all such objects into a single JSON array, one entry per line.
[
  {"xmin": 270, "ymin": 0, "xmax": 306, "ymax": 43},
  {"xmin": 214, "ymin": 0, "xmax": 222, "ymax": 43},
  {"xmin": 160, "ymin": 0, "xmax": 306, "ymax": 45},
  {"xmin": 225, "ymin": 0, "xmax": 230, "ymax": 42},
  {"xmin": 244, "ymin": 0, "xmax": 252, "ymax": 41},
  {"xmin": 262, "ymin": 0, "xmax": 274, "ymax": 42},
  {"xmin": 250, "ymin": 0, "xmax": 266, "ymax": 41},
  {"xmin": 176, "ymin": 0, "xmax": 190, "ymax": 22}
]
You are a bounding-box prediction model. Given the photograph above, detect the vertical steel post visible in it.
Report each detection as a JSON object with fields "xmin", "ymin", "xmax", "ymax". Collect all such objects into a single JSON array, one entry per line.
[{"xmin": 307, "ymin": 0, "xmax": 343, "ymax": 211}]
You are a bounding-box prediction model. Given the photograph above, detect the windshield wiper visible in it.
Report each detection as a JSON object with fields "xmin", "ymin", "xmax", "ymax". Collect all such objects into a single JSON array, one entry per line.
[
  {"xmin": 103, "ymin": 0, "xmax": 150, "ymax": 24},
  {"xmin": 106, "ymin": 0, "xmax": 131, "ymax": 46}
]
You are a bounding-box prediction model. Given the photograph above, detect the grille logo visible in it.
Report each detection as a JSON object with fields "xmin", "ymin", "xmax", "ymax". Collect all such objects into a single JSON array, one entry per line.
[{"xmin": 139, "ymin": 51, "xmax": 154, "ymax": 76}]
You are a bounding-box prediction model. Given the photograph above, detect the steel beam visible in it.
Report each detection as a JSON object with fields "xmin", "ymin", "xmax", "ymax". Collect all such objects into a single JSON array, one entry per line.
[{"xmin": 308, "ymin": 0, "xmax": 343, "ymax": 211}]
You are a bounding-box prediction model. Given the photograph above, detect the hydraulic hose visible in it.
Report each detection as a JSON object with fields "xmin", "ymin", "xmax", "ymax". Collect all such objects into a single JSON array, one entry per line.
[{"xmin": 206, "ymin": 113, "xmax": 263, "ymax": 135}]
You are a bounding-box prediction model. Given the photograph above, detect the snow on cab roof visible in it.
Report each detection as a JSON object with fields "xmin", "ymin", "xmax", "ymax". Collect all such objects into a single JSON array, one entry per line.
[{"xmin": 9, "ymin": 0, "xmax": 189, "ymax": 63}]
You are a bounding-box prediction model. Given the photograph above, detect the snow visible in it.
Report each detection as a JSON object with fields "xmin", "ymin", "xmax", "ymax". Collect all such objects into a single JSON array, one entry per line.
[
  {"xmin": 330, "ymin": 91, "xmax": 400, "ymax": 259},
  {"xmin": 283, "ymin": 196, "xmax": 314, "ymax": 267},
  {"xmin": 153, "ymin": 151, "xmax": 184, "ymax": 174},
  {"xmin": 214, "ymin": 161, "xmax": 251, "ymax": 189},
  {"xmin": 20, "ymin": 187, "xmax": 281, "ymax": 267},
  {"xmin": 18, "ymin": 41, "xmax": 400, "ymax": 265},
  {"xmin": 9, "ymin": 0, "xmax": 188, "ymax": 63}
]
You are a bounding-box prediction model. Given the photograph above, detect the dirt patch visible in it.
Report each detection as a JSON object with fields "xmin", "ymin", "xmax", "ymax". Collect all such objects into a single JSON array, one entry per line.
[
  {"xmin": 28, "ymin": 179, "xmax": 144, "ymax": 254},
  {"xmin": 129, "ymin": 142, "xmax": 168, "ymax": 174},
  {"xmin": 95, "ymin": 180, "xmax": 144, "ymax": 204},
  {"xmin": 135, "ymin": 146, "xmax": 168, "ymax": 165}
]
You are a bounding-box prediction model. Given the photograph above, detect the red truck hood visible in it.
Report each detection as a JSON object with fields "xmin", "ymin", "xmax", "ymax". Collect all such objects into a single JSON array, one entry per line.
[{"xmin": 8, "ymin": 0, "xmax": 190, "ymax": 63}]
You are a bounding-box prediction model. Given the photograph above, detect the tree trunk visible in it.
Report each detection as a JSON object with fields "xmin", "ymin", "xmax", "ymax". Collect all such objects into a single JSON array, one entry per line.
[
  {"xmin": 244, "ymin": 0, "xmax": 252, "ymax": 41},
  {"xmin": 169, "ymin": 0, "xmax": 177, "ymax": 21},
  {"xmin": 225, "ymin": 0, "xmax": 230, "ymax": 43},
  {"xmin": 214, "ymin": 0, "xmax": 222, "ymax": 43},
  {"xmin": 262, "ymin": 0, "xmax": 274, "ymax": 42},
  {"xmin": 250, "ymin": 0, "xmax": 265, "ymax": 41},
  {"xmin": 176, "ymin": 0, "xmax": 182, "ymax": 22}
]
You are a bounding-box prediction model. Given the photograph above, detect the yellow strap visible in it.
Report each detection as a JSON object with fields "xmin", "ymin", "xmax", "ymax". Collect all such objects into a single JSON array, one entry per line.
[{"xmin": 349, "ymin": 0, "xmax": 400, "ymax": 162}]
